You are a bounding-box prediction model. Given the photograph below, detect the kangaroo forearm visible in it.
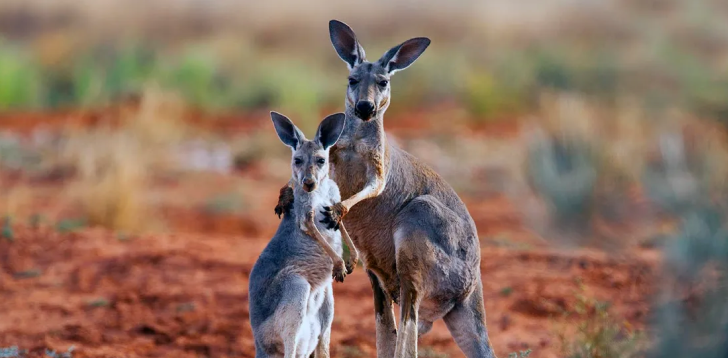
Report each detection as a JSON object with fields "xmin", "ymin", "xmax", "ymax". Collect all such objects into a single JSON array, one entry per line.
[
  {"xmin": 341, "ymin": 174, "xmax": 385, "ymax": 210},
  {"xmin": 338, "ymin": 222, "xmax": 358, "ymax": 258},
  {"xmin": 303, "ymin": 217, "xmax": 343, "ymax": 263}
]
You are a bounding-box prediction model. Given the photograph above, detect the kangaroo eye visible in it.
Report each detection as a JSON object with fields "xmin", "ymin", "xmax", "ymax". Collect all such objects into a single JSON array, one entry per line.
[
  {"xmin": 316, "ymin": 158, "xmax": 326, "ymax": 165},
  {"xmin": 348, "ymin": 78, "xmax": 359, "ymax": 86},
  {"xmin": 294, "ymin": 158, "xmax": 303, "ymax": 165},
  {"xmin": 378, "ymin": 80, "xmax": 389, "ymax": 87}
]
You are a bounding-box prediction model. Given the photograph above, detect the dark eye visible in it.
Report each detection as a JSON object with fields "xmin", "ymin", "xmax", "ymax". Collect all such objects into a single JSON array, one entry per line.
[
  {"xmin": 348, "ymin": 78, "xmax": 359, "ymax": 86},
  {"xmin": 316, "ymin": 158, "xmax": 326, "ymax": 165},
  {"xmin": 378, "ymin": 80, "xmax": 389, "ymax": 87},
  {"xmin": 294, "ymin": 158, "xmax": 303, "ymax": 165}
]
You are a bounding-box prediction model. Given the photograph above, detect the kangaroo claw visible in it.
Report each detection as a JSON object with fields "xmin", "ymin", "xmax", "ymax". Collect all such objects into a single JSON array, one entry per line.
[
  {"xmin": 321, "ymin": 203, "xmax": 347, "ymax": 230},
  {"xmin": 332, "ymin": 261, "xmax": 347, "ymax": 283}
]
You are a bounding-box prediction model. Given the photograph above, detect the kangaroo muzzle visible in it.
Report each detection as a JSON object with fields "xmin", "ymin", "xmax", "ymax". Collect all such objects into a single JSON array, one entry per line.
[
  {"xmin": 302, "ymin": 177, "xmax": 316, "ymax": 192},
  {"xmin": 355, "ymin": 100, "xmax": 376, "ymax": 121}
]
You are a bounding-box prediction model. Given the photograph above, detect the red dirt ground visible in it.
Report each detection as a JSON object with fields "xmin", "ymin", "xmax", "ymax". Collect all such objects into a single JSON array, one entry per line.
[
  {"xmin": 0, "ymin": 110, "xmax": 660, "ymax": 357},
  {"xmin": 0, "ymin": 223, "xmax": 658, "ymax": 358}
]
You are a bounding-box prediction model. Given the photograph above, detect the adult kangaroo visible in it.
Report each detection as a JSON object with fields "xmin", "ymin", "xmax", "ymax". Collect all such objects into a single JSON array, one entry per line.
[{"xmin": 275, "ymin": 20, "xmax": 497, "ymax": 358}]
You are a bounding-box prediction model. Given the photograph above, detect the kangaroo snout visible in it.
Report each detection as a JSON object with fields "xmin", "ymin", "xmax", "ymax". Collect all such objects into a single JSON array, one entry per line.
[
  {"xmin": 302, "ymin": 178, "xmax": 316, "ymax": 192},
  {"xmin": 355, "ymin": 101, "xmax": 376, "ymax": 120}
]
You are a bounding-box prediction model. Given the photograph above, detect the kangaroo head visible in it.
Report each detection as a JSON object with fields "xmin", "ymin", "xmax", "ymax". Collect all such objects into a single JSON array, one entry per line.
[
  {"xmin": 271, "ymin": 112, "xmax": 346, "ymax": 193},
  {"xmin": 329, "ymin": 20, "xmax": 430, "ymax": 122}
]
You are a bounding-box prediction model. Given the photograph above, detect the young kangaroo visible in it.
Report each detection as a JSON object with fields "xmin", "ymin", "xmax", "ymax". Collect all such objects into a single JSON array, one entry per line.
[
  {"xmin": 275, "ymin": 21, "xmax": 497, "ymax": 358},
  {"xmin": 250, "ymin": 112, "xmax": 359, "ymax": 358}
]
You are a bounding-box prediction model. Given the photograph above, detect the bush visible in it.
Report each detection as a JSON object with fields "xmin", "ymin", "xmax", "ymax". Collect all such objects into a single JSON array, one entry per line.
[
  {"xmin": 161, "ymin": 49, "xmax": 229, "ymax": 110},
  {"xmin": 558, "ymin": 287, "xmax": 646, "ymax": 358},
  {"xmin": 650, "ymin": 203, "xmax": 728, "ymax": 358},
  {"xmin": 0, "ymin": 43, "xmax": 43, "ymax": 109},
  {"xmin": 526, "ymin": 133, "xmax": 598, "ymax": 233}
]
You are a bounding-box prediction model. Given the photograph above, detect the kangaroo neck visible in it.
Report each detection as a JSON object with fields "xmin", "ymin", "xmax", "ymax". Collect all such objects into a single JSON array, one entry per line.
[
  {"xmin": 331, "ymin": 107, "xmax": 392, "ymax": 200},
  {"xmin": 340, "ymin": 106, "xmax": 387, "ymax": 148}
]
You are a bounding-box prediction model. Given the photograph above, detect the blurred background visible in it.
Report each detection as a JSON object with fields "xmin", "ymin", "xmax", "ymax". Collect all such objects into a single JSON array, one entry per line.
[{"xmin": 1, "ymin": 0, "xmax": 727, "ymax": 357}]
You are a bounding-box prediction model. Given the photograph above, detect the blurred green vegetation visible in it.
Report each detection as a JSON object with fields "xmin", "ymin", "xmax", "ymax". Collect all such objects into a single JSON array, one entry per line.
[
  {"xmin": 0, "ymin": 15, "xmax": 726, "ymax": 128},
  {"xmin": 0, "ymin": 41, "xmax": 44, "ymax": 110}
]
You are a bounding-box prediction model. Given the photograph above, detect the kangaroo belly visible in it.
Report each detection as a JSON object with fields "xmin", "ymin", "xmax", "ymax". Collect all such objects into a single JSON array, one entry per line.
[{"xmin": 296, "ymin": 282, "xmax": 330, "ymax": 356}]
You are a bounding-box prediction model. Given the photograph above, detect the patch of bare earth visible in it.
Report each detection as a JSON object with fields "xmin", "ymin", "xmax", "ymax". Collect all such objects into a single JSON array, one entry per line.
[{"xmin": 0, "ymin": 225, "xmax": 658, "ymax": 358}]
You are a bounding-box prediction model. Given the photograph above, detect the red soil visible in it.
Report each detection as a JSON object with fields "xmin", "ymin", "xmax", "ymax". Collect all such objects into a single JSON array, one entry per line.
[{"xmin": 0, "ymin": 224, "xmax": 658, "ymax": 358}]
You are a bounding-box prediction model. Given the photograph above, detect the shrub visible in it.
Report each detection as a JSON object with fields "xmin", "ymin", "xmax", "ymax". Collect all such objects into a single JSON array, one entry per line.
[
  {"xmin": 650, "ymin": 203, "xmax": 728, "ymax": 358},
  {"xmin": 0, "ymin": 42, "xmax": 43, "ymax": 109},
  {"xmin": 526, "ymin": 132, "xmax": 598, "ymax": 233},
  {"xmin": 558, "ymin": 287, "xmax": 646, "ymax": 358}
]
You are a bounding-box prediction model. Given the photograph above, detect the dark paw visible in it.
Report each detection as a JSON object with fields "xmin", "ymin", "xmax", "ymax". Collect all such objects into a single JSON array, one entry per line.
[
  {"xmin": 319, "ymin": 211, "xmax": 339, "ymax": 231},
  {"xmin": 320, "ymin": 203, "xmax": 347, "ymax": 230},
  {"xmin": 274, "ymin": 186, "xmax": 295, "ymax": 219},
  {"xmin": 333, "ymin": 262, "xmax": 347, "ymax": 283},
  {"xmin": 345, "ymin": 255, "xmax": 358, "ymax": 275}
]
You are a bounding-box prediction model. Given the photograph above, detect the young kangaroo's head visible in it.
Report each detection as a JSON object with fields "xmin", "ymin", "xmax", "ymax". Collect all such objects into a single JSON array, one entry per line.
[
  {"xmin": 271, "ymin": 112, "xmax": 346, "ymax": 193},
  {"xmin": 329, "ymin": 20, "xmax": 430, "ymax": 122}
]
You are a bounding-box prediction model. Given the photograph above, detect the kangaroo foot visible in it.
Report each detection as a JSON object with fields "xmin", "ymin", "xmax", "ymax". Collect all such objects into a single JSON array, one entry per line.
[{"xmin": 274, "ymin": 185, "xmax": 295, "ymax": 218}]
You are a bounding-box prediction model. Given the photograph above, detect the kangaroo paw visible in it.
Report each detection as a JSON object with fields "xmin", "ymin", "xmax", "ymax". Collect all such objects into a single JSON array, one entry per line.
[
  {"xmin": 274, "ymin": 185, "xmax": 295, "ymax": 218},
  {"xmin": 321, "ymin": 203, "xmax": 348, "ymax": 230},
  {"xmin": 332, "ymin": 260, "xmax": 347, "ymax": 283}
]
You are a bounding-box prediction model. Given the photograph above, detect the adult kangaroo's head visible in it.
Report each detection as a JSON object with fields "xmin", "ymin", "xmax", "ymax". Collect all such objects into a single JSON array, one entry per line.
[{"xmin": 329, "ymin": 20, "xmax": 430, "ymax": 122}]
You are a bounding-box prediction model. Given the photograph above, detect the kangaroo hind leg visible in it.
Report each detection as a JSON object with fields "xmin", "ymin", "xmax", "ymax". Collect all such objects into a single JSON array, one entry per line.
[
  {"xmin": 274, "ymin": 276, "xmax": 311, "ymax": 358},
  {"xmin": 442, "ymin": 279, "xmax": 497, "ymax": 358}
]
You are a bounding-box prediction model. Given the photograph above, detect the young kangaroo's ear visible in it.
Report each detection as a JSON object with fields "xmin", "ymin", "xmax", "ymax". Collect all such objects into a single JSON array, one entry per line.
[
  {"xmin": 315, "ymin": 113, "xmax": 346, "ymax": 150},
  {"xmin": 377, "ymin": 37, "xmax": 431, "ymax": 74},
  {"xmin": 271, "ymin": 111, "xmax": 305, "ymax": 150},
  {"xmin": 329, "ymin": 20, "xmax": 366, "ymax": 70}
]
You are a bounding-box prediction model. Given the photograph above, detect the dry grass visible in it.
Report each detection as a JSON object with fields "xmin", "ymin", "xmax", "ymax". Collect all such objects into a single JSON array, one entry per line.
[
  {"xmin": 62, "ymin": 127, "xmax": 147, "ymax": 232},
  {"xmin": 57, "ymin": 88, "xmax": 188, "ymax": 233}
]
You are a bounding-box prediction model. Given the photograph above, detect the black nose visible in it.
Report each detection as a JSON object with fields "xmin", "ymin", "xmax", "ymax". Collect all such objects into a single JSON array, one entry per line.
[{"xmin": 355, "ymin": 101, "xmax": 375, "ymax": 119}]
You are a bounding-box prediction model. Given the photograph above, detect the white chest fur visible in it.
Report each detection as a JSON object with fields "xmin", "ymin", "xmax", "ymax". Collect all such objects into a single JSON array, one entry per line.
[{"xmin": 295, "ymin": 178, "xmax": 344, "ymax": 253}]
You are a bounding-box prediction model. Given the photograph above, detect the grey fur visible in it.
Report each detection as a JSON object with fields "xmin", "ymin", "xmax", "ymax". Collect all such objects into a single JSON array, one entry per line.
[
  {"xmin": 250, "ymin": 112, "xmax": 354, "ymax": 358},
  {"xmin": 325, "ymin": 20, "xmax": 497, "ymax": 358}
]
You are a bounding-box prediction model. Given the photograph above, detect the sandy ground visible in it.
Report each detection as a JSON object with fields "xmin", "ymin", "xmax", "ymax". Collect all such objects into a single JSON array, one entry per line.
[{"xmin": 0, "ymin": 222, "xmax": 658, "ymax": 358}]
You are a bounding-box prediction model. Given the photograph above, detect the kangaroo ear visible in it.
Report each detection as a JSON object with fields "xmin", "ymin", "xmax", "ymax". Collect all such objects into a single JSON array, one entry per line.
[
  {"xmin": 271, "ymin": 111, "xmax": 305, "ymax": 150},
  {"xmin": 329, "ymin": 20, "xmax": 366, "ymax": 70},
  {"xmin": 315, "ymin": 113, "xmax": 346, "ymax": 150},
  {"xmin": 377, "ymin": 37, "xmax": 430, "ymax": 74}
]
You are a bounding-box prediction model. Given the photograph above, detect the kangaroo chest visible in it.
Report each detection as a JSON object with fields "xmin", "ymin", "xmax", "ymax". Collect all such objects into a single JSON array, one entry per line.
[{"xmin": 330, "ymin": 145, "xmax": 369, "ymax": 200}]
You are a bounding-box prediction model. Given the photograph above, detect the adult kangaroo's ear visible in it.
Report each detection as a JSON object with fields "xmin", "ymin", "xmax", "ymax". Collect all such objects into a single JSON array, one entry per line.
[
  {"xmin": 271, "ymin": 111, "xmax": 305, "ymax": 150},
  {"xmin": 329, "ymin": 20, "xmax": 366, "ymax": 70},
  {"xmin": 378, "ymin": 37, "xmax": 430, "ymax": 74},
  {"xmin": 315, "ymin": 113, "xmax": 346, "ymax": 150}
]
